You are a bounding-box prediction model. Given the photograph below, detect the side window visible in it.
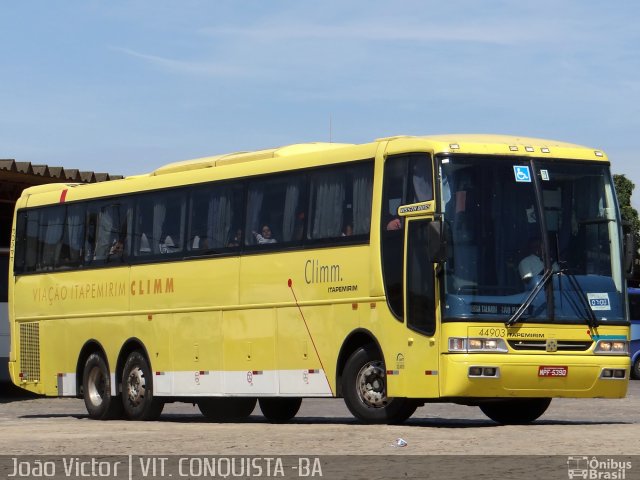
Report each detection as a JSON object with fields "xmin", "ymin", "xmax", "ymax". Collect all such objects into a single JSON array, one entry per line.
[
  {"xmin": 160, "ymin": 192, "xmax": 186, "ymax": 255},
  {"xmin": 88, "ymin": 201, "xmax": 129, "ymax": 264},
  {"xmin": 308, "ymin": 162, "xmax": 373, "ymax": 240},
  {"xmin": 188, "ymin": 183, "xmax": 244, "ymax": 252},
  {"xmin": 381, "ymin": 153, "xmax": 434, "ymax": 319},
  {"xmin": 59, "ymin": 204, "xmax": 86, "ymax": 268},
  {"xmin": 134, "ymin": 190, "xmax": 186, "ymax": 257},
  {"xmin": 39, "ymin": 205, "xmax": 65, "ymax": 270},
  {"xmin": 406, "ymin": 219, "xmax": 436, "ymax": 335},
  {"xmin": 14, "ymin": 210, "xmax": 33, "ymax": 273},
  {"xmin": 246, "ymin": 174, "xmax": 306, "ymax": 247},
  {"xmin": 24, "ymin": 210, "xmax": 41, "ymax": 273}
]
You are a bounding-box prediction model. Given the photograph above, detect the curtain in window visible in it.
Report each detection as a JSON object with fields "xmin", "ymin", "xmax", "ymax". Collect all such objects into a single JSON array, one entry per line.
[
  {"xmin": 282, "ymin": 181, "xmax": 300, "ymax": 242},
  {"xmin": 311, "ymin": 172, "xmax": 344, "ymax": 239},
  {"xmin": 352, "ymin": 168, "xmax": 373, "ymax": 235},
  {"xmin": 246, "ymin": 187, "xmax": 264, "ymax": 245},
  {"xmin": 66, "ymin": 206, "xmax": 85, "ymax": 262},
  {"xmin": 95, "ymin": 208, "xmax": 114, "ymax": 260},
  {"xmin": 153, "ymin": 203, "xmax": 166, "ymax": 254},
  {"xmin": 208, "ymin": 191, "xmax": 232, "ymax": 248},
  {"xmin": 42, "ymin": 208, "xmax": 65, "ymax": 266}
]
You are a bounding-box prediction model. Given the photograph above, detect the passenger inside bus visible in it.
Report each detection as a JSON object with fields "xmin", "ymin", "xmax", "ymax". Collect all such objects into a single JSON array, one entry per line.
[
  {"xmin": 253, "ymin": 225, "xmax": 277, "ymax": 244},
  {"xmin": 107, "ymin": 239, "xmax": 124, "ymax": 260},
  {"xmin": 228, "ymin": 229, "xmax": 242, "ymax": 247},
  {"xmin": 160, "ymin": 234, "xmax": 180, "ymax": 253}
]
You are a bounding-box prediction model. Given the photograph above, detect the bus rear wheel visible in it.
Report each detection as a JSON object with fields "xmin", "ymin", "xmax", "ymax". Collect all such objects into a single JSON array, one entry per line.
[
  {"xmin": 479, "ymin": 398, "xmax": 551, "ymax": 424},
  {"xmin": 198, "ymin": 397, "xmax": 257, "ymax": 421},
  {"xmin": 121, "ymin": 351, "xmax": 164, "ymax": 421},
  {"xmin": 82, "ymin": 353, "xmax": 123, "ymax": 420},
  {"xmin": 259, "ymin": 397, "xmax": 302, "ymax": 423},
  {"xmin": 342, "ymin": 345, "xmax": 418, "ymax": 424}
]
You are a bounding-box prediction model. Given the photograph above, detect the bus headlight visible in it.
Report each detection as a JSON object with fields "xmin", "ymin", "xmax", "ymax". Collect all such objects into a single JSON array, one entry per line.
[
  {"xmin": 594, "ymin": 340, "xmax": 628, "ymax": 354},
  {"xmin": 448, "ymin": 337, "xmax": 508, "ymax": 353}
]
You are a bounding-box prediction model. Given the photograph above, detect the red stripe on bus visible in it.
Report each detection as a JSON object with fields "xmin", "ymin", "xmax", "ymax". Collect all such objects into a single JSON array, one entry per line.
[{"xmin": 60, "ymin": 189, "xmax": 68, "ymax": 203}]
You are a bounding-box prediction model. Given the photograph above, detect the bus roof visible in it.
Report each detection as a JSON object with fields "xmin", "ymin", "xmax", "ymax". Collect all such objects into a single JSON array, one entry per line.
[
  {"xmin": 17, "ymin": 134, "xmax": 609, "ymax": 207},
  {"xmin": 379, "ymin": 134, "xmax": 606, "ymax": 161},
  {"xmin": 152, "ymin": 142, "xmax": 354, "ymax": 176},
  {"xmin": 154, "ymin": 134, "xmax": 607, "ymax": 176}
]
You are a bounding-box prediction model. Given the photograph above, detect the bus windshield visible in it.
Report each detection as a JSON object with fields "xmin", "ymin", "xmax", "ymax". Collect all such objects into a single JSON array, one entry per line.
[{"xmin": 441, "ymin": 155, "xmax": 625, "ymax": 324}]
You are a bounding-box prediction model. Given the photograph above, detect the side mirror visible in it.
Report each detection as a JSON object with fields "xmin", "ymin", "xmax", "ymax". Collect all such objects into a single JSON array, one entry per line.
[
  {"xmin": 427, "ymin": 220, "xmax": 448, "ymax": 263},
  {"xmin": 624, "ymin": 232, "xmax": 636, "ymax": 278}
]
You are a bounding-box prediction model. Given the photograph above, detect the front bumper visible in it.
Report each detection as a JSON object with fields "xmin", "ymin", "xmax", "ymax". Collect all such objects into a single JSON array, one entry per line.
[{"xmin": 440, "ymin": 353, "xmax": 629, "ymax": 398}]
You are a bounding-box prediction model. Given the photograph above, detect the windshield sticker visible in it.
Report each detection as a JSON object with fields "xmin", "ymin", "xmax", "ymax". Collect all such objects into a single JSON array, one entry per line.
[
  {"xmin": 471, "ymin": 303, "xmax": 521, "ymax": 315},
  {"xmin": 587, "ymin": 293, "xmax": 611, "ymax": 311},
  {"xmin": 540, "ymin": 169, "xmax": 550, "ymax": 181},
  {"xmin": 513, "ymin": 166, "xmax": 531, "ymax": 183}
]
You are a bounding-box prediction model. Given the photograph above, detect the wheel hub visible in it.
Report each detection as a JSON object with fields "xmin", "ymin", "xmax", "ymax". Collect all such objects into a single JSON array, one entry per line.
[
  {"xmin": 356, "ymin": 361, "xmax": 389, "ymax": 408},
  {"xmin": 126, "ymin": 367, "xmax": 146, "ymax": 406}
]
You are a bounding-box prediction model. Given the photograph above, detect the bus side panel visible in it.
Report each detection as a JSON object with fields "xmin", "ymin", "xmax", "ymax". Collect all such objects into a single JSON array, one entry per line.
[
  {"xmin": 13, "ymin": 267, "xmax": 130, "ymax": 396},
  {"xmin": 276, "ymin": 305, "xmax": 336, "ymax": 396},
  {"xmin": 171, "ymin": 311, "xmax": 223, "ymax": 396},
  {"xmin": 222, "ymin": 309, "xmax": 277, "ymax": 395},
  {"xmin": 131, "ymin": 312, "xmax": 173, "ymax": 395},
  {"xmin": 239, "ymin": 247, "xmax": 372, "ymax": 396}
]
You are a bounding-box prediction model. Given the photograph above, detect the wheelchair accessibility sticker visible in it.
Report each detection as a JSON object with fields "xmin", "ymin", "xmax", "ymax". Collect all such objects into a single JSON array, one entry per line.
[{"xmin": 513, "ymin": 165, "xmax": 532, "ymax": 182}]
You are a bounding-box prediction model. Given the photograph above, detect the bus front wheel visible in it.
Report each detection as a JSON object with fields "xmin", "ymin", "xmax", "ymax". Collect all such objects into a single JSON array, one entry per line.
[
  {"xmin": 259, "ymin": 397, "xmax": 302, "ymax": 423},
  {"xmin": 341, "ymin": 345, "xmax": 417, "ymax": 424},
  {"xmin": 82, "ymin": 353, "xmax": 123, "ymax": 420},
  {"xmin": 479, "ymin": 398, "xmax": 551, "ymax": 424},
  {"xmin": 198, "ymin": 397, "xmax": 257, "ymax": 421},
  {"xmin": 121, "ymin": 351, "xmax": 164, "ymax": 421},
  {"xmin": 632, "ymin": 357, "xmax": 640, "ymax": 380}
]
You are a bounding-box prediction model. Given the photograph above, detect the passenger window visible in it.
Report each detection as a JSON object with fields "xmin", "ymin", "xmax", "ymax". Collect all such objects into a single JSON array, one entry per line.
[
  {"xmin": 59, "ymin": 204, "xmax": 86, "ymax": 268},
  {"xmin": 134, "ymin": 191, "xmax": 186, "ymax": 257},
  {"xmin": 245, "ymin": 174, "xmax": 306, "ymax": 246},
  {"xmin": 308, "ymin": 162, "xmax": 373, "ymax": 240},
  {"xmin": 88, "ymin": 202, "xmax": 129, "ymax": 264},
  {"xmin": 22, "ymin": 209, "xmax": 40, "ymax": 273},
  {"xmin": 39, "ymin": 206, "xmax": 65, "ymax": 270},
  {"xmin": 188, "ymin": 184, "xmax": 243, "ymax": 252}
]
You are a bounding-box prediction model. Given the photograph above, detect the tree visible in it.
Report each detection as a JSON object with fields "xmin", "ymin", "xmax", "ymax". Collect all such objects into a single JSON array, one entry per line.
[
  {"xmin": 614, "ymin": 174, "xmax": 640, "ymax": 244},
  {"xmin": 614, "ymin": 174, "xmax": 640, "ymax": 283}
]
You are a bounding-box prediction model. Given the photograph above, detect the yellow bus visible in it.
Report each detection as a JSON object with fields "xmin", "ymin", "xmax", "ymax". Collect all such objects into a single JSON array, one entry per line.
[{"xmin": 8, "ymin": 135, "xmax": 631, "ymax": 424}]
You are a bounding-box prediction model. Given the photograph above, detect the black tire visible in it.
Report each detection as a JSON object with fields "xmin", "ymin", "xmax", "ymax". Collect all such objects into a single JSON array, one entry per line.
[
  {"xmin": 632, "ymin": 357, "xmax": 640, "ymax": 380},
  {"xmin": 198, "ymin": 397, "xmax": 257, "ymax": 421},
  {"xmin": 259, "ymin": 397, "xmax": 302, "ymax": 423},
  {"xmin": 82, "ymin": 353, "xmax": 123, "ymax": 420},
  {"xmin": 479, "ymin": 398, "xmax": 552, "ymax": 424},
  {"xmin": 121, "ymin": 351, "xmax": 164, "ymax": 421},
  {"xmin": 341, "ymin": 345, "xmax": 418, "ymax": 424}
]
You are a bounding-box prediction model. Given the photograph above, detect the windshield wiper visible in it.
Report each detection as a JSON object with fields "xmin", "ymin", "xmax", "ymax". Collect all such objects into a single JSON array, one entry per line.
[
  {"xmin": 505, "ymin": 269, "xmax": 554, "ymax": 327},
  {"xmin": 578, "ymin": 218, "xmax": 615, "ymax": 225},
  {"xmin": 558, "ymin": 265, "xmax": 599, "ymax": 329}
]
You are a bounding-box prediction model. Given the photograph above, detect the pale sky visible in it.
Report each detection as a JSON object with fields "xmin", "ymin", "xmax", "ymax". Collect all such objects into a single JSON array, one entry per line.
[{"xmin": 1, "ymin": 1, "xmax": 639, "ymax": 209}]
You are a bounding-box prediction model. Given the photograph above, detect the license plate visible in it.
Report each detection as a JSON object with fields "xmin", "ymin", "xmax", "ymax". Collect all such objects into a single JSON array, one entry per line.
[{"xmin": 538, "ymin": 366, "xmax": 568, "ymax": 377}]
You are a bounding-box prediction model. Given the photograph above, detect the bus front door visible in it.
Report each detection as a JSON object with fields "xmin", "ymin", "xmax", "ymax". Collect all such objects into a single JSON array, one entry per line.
[{"xmin": 402, "ymin": 217, "xmax": 440, "ymax": 398}]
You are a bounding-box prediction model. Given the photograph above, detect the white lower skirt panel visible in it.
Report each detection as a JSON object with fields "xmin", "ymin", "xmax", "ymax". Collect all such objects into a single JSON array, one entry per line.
[
  {"xmin": 156, "ymin": 369, "xmax": 333, "ymax": 397},
  {"xmin": 56, "ymin": 372, "xmax": 77, "ymax": 397},
  {"xmin": 64, "ymin": 369, "xmax": 334, "ymax": 398}
]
